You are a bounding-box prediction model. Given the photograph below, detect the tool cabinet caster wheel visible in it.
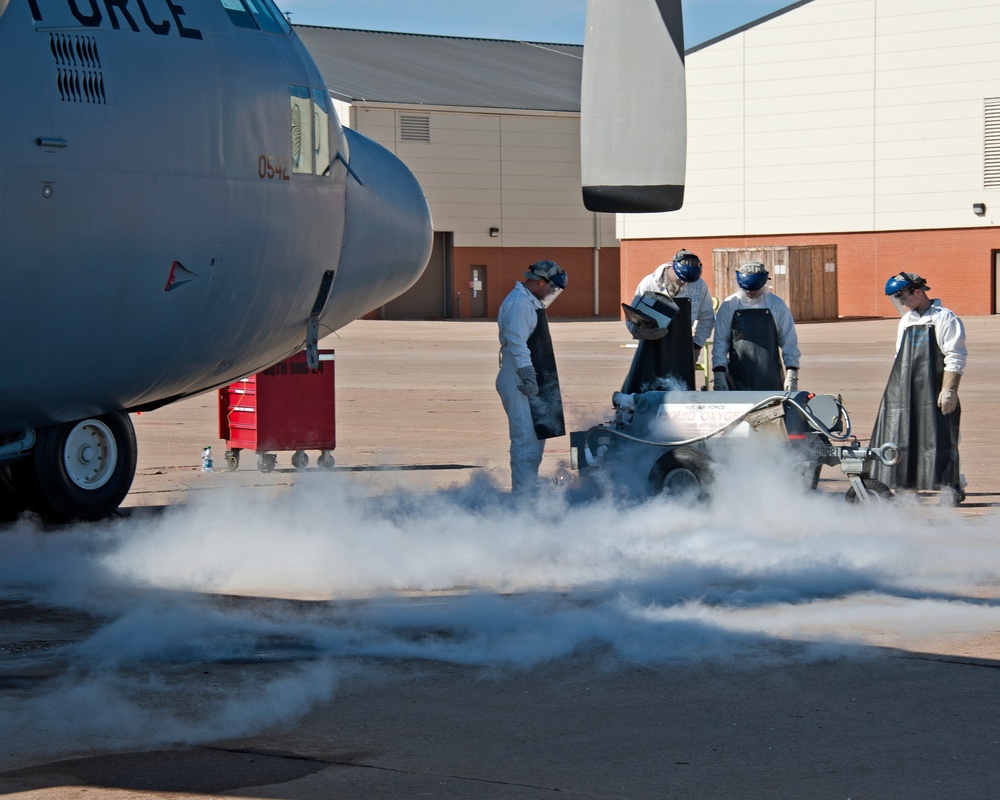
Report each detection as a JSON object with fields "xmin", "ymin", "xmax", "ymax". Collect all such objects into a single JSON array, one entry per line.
[
  {"xmin": 257, "ymin": 453, "xmax": 277, "ymax": 473},
  {"xmin": 291, "ymin": 450, "xmax": 309, "ymax": 470},
  {"xmin": 318, "ymin": 451, "xmax": 335, "ymax": 469}
]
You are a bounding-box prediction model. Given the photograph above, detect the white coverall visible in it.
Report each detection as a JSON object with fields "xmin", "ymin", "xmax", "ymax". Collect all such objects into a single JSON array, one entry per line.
[
  {"xmin": 712, "ymin": 288, "xmax": 801, "ymax": 371},
  {"xmin": 496, "ymin": 282, "xmax": 545, "ymax": 494},
  {"xmin": 895, "ymin": 298, "xmax": 967, "ymax": 373},
  {"xmin": 626, "ymin": 265, "xmax": 715, "ymax": 347}
]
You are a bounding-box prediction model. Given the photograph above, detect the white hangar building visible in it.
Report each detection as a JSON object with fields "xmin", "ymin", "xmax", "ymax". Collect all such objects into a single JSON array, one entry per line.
[
  {"xmin": 296, "ymin": 0, "xmax": 1000, "ymax": 321},
  {"xmin": 627, "ymin": 0, "xmax": 1000, "ymax": 320}
]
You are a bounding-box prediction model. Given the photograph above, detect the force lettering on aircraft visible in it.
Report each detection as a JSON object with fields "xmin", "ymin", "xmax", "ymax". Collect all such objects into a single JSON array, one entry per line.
[
  {"xmin": 28, "ymin": 0, "xmax": 203, "ymax": 39},
  {"xmin": 258, "ymin": 155, "xmax": 291, "ymax": 181}
]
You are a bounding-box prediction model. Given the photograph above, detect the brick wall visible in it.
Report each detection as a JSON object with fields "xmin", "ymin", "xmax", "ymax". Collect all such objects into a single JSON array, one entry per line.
[
  {"xmin": 454, "ymin": 246, "xmax": 621, "ymax": 320},
  {"xmin": 623, "ymin": 228, "xmax": 998, "ymax": 319}
]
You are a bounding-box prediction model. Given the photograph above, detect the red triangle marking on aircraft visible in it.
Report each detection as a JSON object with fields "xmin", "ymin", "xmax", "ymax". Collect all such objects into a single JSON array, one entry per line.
[{"xmin": 164, "ymin": 260, "xmax": 198, "ymax": 292}]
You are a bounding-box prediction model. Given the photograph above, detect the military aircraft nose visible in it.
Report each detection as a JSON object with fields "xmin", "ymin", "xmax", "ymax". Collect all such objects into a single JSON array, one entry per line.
[{"xmin": 325, "ymin": 128, "xmax": 433, "ymax": 330}]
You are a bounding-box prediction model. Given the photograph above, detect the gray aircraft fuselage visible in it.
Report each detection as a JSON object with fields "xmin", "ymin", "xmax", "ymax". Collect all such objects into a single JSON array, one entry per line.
[{"xmin": 0, "ymin": 0, "xmax": 432, "ymax": 432}]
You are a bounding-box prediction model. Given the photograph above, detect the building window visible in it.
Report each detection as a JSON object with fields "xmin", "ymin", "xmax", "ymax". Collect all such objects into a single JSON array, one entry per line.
[
  {"xmin": 985, "ymin": 98, "xmax": 1000, "ymax": 188},
  {"xmin": 400, "ymin": 114, "xmax": 431, "ymax": 143}
]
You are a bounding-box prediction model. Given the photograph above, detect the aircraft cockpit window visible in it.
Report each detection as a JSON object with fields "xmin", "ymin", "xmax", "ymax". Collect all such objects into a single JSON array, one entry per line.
[
  {"xmin": 313, "ymin": 89, "xmax": 332, "ymax": 177},
  {"xmin": 220, "ymin": 0, "xmax": 257, "ymax": 29},
  {"xmin": 220, "ymin": 0, "xmax": 291, "ymax": 34},
  {"xmin": 290, "ymin": 86, "xmax": 333, "ymax": 178},
  {"xmin": 290, "ymin": 85, "xmax": 314, "ymax": 175},
  {"xmin": 243, "ymin": 0, "xmax": 290, "ymax": 33}
]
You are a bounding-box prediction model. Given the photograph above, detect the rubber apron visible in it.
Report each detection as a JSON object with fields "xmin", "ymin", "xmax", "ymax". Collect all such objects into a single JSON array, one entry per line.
[
  {"xmin": 526, "ymin": 309, "xmax": 565, "ymax": 439},
  {"xmin": 869, "ymin": 325, "xmax": 961, "ymax": 490},
  {"xmin": 727, "ymin": 308, "xmax": 784, "ymax": 391},
  {"xmin": 621, "ymin": 298, "xmax": 695, "ymax": 393}
]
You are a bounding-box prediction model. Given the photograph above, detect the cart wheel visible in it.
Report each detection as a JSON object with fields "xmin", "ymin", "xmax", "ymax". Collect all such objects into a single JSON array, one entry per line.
[
  {"xmin": 225, "ymin": 449, "xmax": 240, "ymax": 472},
  {"xmin": 845, "ymin": 478, "xmax": 893, "ymax": 503},
  {"xmin": 257, "ymin": 453, "xmax": 277, "ymax": 473},
  {"xmin": 291, "ymin": 450, "xmax": 309, "ymax": 470},
  {"xmin": 317, "ymin": 451, "xmax": 335, "ymax": 470},
  {"xmin": 648, "ymin": 447, "xmax": 714, "ymax": 501}
]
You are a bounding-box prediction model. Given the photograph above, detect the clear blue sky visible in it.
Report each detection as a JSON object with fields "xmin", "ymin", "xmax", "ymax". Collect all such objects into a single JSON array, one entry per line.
[{"xmin": 279, "ymin": 0, "xmax": 796, "ymax": 47}]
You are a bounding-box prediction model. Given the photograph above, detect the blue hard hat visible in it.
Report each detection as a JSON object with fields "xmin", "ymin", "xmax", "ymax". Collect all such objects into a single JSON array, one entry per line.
[
  {"xmin": 737, "ymin": 261, "xmax": 769, "ymax": 291},
  {"xmin": 884, "ymin": 272, "xmax": 928, "ymax": 296},
  {"xmin": 671, "ymin": 249, "xmax": 702, "ymax": 283}
]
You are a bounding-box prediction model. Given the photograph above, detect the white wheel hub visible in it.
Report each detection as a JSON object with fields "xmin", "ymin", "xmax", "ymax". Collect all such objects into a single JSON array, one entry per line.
[{"xmin": 63, "ymin": 419, "xmax": 117, "ymax": 490}]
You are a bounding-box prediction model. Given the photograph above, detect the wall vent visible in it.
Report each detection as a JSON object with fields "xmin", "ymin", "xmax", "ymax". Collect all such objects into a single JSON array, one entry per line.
[
  {"xmin": 399, "ymin": 114, "xmax": 430, "ymax": 143},
  {"xmin": 50, "ymin": 33, "xmax": 107, "ymax": 104},
  {"xmin": 985, "ymin": 98, "xmax": 1000, "ymax": 188}
]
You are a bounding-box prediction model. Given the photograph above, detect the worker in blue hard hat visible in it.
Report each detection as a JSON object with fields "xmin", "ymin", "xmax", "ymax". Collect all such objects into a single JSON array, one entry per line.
[
  {"xmin": 868, "ymin": 271, "xmax": 967, "ymax": 504},
  {"xmin": 711, "ymin": 261, "xmax": 800, "ymax": 391},
  {"xmin": 496, "ymin": 260, "xmax": 568, "ymax": 496},
  {"xmin": 622, "ymin": 248, "xmax": 715, "ymax": 392}
]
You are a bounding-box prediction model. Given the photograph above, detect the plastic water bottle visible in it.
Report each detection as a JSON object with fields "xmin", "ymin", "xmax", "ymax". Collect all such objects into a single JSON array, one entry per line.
[{"xmin": 201, "ymin": 446, "xmax": 214, "ymax": 472}]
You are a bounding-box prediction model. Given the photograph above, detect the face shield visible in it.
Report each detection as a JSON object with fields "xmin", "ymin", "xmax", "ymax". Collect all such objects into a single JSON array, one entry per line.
[
  {"xmin": 525, "ymin": 261, "xmax": 566, "ymax": 307},
  {"xmin": 888, "ymin": 288, "xmax": 915, "ymax": 316},
  {"xmin": 885, "ymin": 273, "xmax": 927, "ymax": 315},
  {"xmin": 733, "ymin": 262, "xmax": 767, "ymax": 306},
  {"xmin": 540, "ymin": 269, "xmax": 567, "ymax": 307},
  {"xmin": 671, "ymin": 257, "xmax": 702, "ymax": 284},
  {"xmin": 540, "ymin": 285, "xmax": 563, "ymax": 308}
]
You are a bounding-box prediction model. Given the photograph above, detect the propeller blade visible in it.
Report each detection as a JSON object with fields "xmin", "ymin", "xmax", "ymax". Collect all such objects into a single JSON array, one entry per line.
[{"xmin": 581, "ymin": 0, "xmax": 686, "ymax": 213}]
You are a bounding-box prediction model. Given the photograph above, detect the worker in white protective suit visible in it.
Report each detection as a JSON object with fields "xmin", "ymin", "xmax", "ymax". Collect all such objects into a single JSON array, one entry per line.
[
  {"xmin": 711, "ymin": 261, "xmax": 800, "ymax": 392},
  {"xmin": 622, "ymin": 249, "xmax": 715, "ymax": 392},
  {"xmin": 868, "ymin": 272, "xmax": 967, "ymax": 504},
  {"xmin": 496, "ymin": 260, "xmax": 568, "ymax": 496}
]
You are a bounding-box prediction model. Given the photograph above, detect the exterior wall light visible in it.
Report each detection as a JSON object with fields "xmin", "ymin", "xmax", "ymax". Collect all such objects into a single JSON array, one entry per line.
[
  {"xmin": 973, "ymin": 202, "xmax": 986, "ymax": 216},
  {"xmin": 489, "ymin": 227, "xmax": 500, "ymax": 237}
]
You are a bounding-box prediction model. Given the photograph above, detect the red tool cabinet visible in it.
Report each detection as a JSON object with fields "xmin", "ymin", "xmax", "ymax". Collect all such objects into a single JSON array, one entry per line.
[{"xmin": 218, "ymin": 349, "xmax": 335, "ymax": 472}]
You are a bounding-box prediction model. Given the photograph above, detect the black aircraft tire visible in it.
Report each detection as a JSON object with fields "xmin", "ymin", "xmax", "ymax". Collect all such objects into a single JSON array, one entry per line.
[
  {"xmin": 649, "ymin": 447, "xmax": 714, "ymax": 500},
  {"xmin": 14, "ymin": 412, "xmax": 137, "ymax": 523},
  {"xmin": 845, "ymin": 478, "xmax": 894, "ymax": 504}
]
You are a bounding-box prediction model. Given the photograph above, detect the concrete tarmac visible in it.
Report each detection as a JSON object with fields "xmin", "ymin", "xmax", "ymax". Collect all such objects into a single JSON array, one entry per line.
[{"xmin": 2, "ymin": 317, "xmax": 1000, "ymax": 799}]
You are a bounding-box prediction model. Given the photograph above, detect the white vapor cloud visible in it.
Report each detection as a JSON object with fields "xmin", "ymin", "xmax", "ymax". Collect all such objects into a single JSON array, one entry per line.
[{"xmin": 1, "ymin": 439, "xmax": 997, "ymax": 761}]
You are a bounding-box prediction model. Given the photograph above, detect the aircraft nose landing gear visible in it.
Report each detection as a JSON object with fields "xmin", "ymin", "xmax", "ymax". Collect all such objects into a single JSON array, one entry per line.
[{"xmin": 9, "ymin": 411, "xmax": 137, "ymax": 523}]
